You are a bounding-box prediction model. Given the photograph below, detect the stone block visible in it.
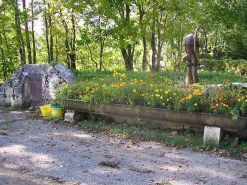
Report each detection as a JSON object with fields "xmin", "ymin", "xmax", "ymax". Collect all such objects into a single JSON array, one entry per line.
[
  {"xmin": 64, "ymin": 111, "xmax": 83, "ymax": 122},
  {"xmin": 203, "ymin": 126, "xmax": 222, "ymax": 146}
]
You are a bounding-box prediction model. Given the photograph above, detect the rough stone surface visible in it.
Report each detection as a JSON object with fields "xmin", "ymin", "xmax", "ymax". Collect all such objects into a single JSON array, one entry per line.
[
  {"xmin": 231, "ymin": 82, "xmax": 247, "ymax": 88},
  {"xmin": 233, "ymin": 137, "xmax": 240, "ymax": 147},
  {"xmin": 64, "ymin": 111, "xmax": 84, "ymax": 122},
  {"xmin": 203, "ymin": 84, "xmax": 222, "ymax": 95},
  {"xmin": 203, "ymin": 126, "xmax": 222, "ymax": 146},
  {"xmin": 2, "ymin": 64, "xmax": 75, "ymax": 107},
  {"xmin": 0, "ymin": 111, "xmax": 247, "ymax": 185}
]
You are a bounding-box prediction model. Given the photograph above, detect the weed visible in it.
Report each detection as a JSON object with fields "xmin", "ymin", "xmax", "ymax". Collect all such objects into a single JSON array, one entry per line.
[{"xmin": 0, "ymin": 119, "xmax": 18, "ymax": 125}]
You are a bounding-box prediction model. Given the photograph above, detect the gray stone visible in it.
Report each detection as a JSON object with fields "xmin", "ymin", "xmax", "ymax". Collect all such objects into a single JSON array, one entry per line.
[
  {"xmin": 231, "ymin": 82, "xmax": 247, "ymax": 88},
  {"xmin": 233, "ymin": 137, "xmax": 239, "ymax": 147},
  {"xmin": 203, "ymin": 85, "xmax": 222, "ymax": 95},
  {"xmin": 203, "ymin": 126, "xmax": 222, "ymax": 146},
  {"xmin": 64, "ymin": 111, "xmax": 83, "ymax": 122},
  {"xmin": 3, "ymin": 64, "xmax": 75, "ymax": 107}
]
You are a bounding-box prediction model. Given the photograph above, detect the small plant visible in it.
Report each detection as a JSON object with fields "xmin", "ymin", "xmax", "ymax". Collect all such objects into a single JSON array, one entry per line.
[{"xmin": 50, "ymin": 99, "xmax": 63, "ymax": 109}]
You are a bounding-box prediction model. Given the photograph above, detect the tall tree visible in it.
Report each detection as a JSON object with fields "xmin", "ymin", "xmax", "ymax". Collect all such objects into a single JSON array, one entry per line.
[
  {"xmin": 43, "ymin": 0, "xmax": 50, "ymax": 63},
  {"xmin": 23, "ymin": 0, "xmax": 32, "ymax": 64},
  {"xmin": 14, "ymin": 0, "xmax": 26, "ymax": 64},
  {"xmin": 31, "ymin": 0, "xmax": 37, "ymax": 63},
  {"xmin": 48, "ymin": 1, "xmax": 54, "ymax": 61}
]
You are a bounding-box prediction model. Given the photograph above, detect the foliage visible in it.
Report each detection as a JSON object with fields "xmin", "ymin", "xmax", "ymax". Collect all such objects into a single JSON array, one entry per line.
[
  {"xmin": 56, "ymin": 71, "xmax": 247, "ymax": 118},
  {"xmin": 1, "ymin": 0, "xmax": 247, "ymax": 82},
  {"xmin": 202, "ymin": 59, "xmax": 247, "ymax": 76}
]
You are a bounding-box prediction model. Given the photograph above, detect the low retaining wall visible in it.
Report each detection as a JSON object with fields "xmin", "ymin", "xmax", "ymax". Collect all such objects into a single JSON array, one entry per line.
[{"xmin": 64, "ymin": 100, "xmax": 247, "ymax": 133}]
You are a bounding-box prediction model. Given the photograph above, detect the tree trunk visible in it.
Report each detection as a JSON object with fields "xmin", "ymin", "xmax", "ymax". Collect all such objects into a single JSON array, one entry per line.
[
  {"xmin": 15, "ymin": 0, "xmax": 26, "ymax": 64},
  {"xmin": 87, "ymin": 43, "xmax": 98, "ymax": 70},
  {"xmin": 0, "ymin": 32, "xmax": 6, "ymax": 80},
  {"xmin": 99, "ymin": 41, "xmax": 104, "ymax": 71},
  {"xmin": 60, "ymin": 11, "xmax": 71, "ymax": 68},
  {"xmin": 138, "ymin": 4, "xmax": 147, "ymax": 71},
  {"xmin": 121, "ymin": 47, "xmax": 134, "ymax": 71},
  {"xmin": 151, "ymin": 32, "xmax": 157, "ymax": 71},
  {"xmin": 70, "ymin": 10, "xmax": 76, "ymax": 69},
  {"xmin": 31, "ymin": 0, "xmax": 37, "ymax": 64},
  {"xmin": 48, "ymin": 2, "xmax": 53, "ymax": 61},
  {"xmin": 120, "ymin": 4, "xmax": 134, "ymax": 71},
  {"xmin": 55, "ymin": 35, "xmax": 58, "ymax": 61},
  {"xmin": 98, "ymin": 15, "xmax": 104, "ymax": 71},
  {"xmin": 156, "ymin": 29, "xmax": 162, "ymax": 71},
  {"xmin": 44, "ymin": 0, "xmax": 50, "ymax": 63},
  {"xmin": 142, "ymin": 35, "xmax": 147, "ymax": 71},
  {"xmin": 23, "ymin": 0, "xmax": 32, "ymax": 64}
]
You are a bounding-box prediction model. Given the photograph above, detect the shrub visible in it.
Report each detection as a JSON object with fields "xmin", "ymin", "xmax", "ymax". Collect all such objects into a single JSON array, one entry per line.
[{"xmin": 202, "ymin": 59, "xmax": 247, "ymax": 76}]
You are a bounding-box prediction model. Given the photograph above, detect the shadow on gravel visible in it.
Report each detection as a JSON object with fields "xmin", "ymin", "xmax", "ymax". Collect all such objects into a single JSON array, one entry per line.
[{"xmin": 1, "ymin": 118, "xmax": 247, "ymax": 185}]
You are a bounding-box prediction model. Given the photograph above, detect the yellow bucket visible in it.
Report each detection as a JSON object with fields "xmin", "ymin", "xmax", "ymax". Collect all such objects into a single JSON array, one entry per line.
[
  {"xmin": 51, "ymin": 108, "xmax": 64, "ymax": 118},
  {"xmin": 40, "ymin": 104, "xmax": 52, "ymax": 116}
]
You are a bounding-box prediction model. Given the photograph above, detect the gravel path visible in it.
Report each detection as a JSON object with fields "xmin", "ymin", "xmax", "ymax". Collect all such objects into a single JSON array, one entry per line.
[{"xmin": 0, "ymin": 111, "xmax": 247, "ymax": 185}]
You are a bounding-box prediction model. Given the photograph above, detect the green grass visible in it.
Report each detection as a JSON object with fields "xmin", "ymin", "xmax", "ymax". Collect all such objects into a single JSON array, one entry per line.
[
  {"xmin": 65, "ymin": 114, "xmax": 204, "ymax": 148},
  {"xmin": 75, "ymin": 70, "xmax": 247, "ymax": 85}
]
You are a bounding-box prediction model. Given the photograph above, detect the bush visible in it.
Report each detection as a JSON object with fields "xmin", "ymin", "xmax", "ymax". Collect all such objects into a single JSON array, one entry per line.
[{"xmin": 202, "ymin": 60, "xmax": 247, "ymax": 76}]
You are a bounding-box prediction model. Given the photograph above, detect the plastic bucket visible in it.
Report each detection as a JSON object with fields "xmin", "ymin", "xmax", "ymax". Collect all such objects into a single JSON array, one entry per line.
[
  {"xmin": 51, "ymin": 108, "xmax": 64, "ymax": 118},
  {"xmin": 40, "ymin": 104, "xmax": 52, "ymax": 116}
]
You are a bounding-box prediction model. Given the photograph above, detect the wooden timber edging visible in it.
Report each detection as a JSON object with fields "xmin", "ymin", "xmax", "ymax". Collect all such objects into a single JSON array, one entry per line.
[{"xmin": 64, "ymin": 99, "xmax": 247, "ymax": 132}]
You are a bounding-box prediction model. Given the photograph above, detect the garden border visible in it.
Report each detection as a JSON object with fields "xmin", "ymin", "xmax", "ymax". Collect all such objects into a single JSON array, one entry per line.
[{"xmin": 64, "ymin": 99, "xmax": 247, "ymax": 132}]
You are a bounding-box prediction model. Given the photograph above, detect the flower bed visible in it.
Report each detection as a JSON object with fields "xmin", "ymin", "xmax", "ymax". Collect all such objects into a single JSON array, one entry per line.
[{"xmin": 56, "ymin": 71, "xmax": 247, "ymax": 119}]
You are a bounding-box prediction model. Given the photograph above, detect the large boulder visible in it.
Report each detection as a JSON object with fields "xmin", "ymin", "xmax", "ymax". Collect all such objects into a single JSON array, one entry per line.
[{"xmin": 3, "ymin": 64, "xmax": 75, "ymax": 107}]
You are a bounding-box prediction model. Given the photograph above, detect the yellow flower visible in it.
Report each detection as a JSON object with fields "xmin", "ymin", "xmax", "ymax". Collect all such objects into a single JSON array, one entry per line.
[
  {"xmin": 216, "ymin": 104, "xmax": 219, "ymax": 107},
  {"xmin": 160, "ymin": 96, "xmax": 163, "ymax": 99},
  {"xmin": 133, "ymin": 89, "xmax": 137, "ymax": 93},
  {"xmin": 62, "ymin": 85, "xmax": 68, "ymax": 90},
  {"xmin": 86, "ymin": 87, "xmax": 90, "ymax": 92},
  {"xmin": 150, "ymin": 84, "xmax": 154, "ymax": 87},
  {"xmin": 194, "ymin": 103, "xmax": 198, "ymax": 106},
  {"xmin": 188, "ymin": 94, "xmax": 193, "ymax": 99},
  {"xmin": 142, "ymin": 94, "xmax": 145, "ymax": 97},
  {"xmin": 167, "ymin": 99, "xmax": 170, "ymax": 102},
  {"xmin": 155, "ymin": 94, "xmax": 160, "ymax": 97},
  {"xmin": 147, "ymin": 102, "xmax": 151, "ymax": 105},
  {"xmin": 120, "ymin": 82, "xmax": 126, "ymax": 87},
  {"xmin": 238, "ymin": 99, "xmax": 241, "ymax": 102},
  {"xmin": 219, "ymin": 98, "xmax": 222, "ymax": 101},
  {"xmin": 165, "ymin": 91, "xmax": 169, "ymax": 94},
  {"xmin": 173, "ymin": 93, "xmax": 177, "ymax": 96},
  {"xmin": 156, "ymin": 89, "xmax": 160, "ymax": 92},
  {"xmin": 162, "ymin": 103, "xmax": 165, "ymax": 106}
]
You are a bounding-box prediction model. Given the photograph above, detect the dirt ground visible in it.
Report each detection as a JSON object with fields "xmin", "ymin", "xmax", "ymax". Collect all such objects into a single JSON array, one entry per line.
[{"xmin": 0, "ymin": 110, "xmax": 247, "ymax": 185}]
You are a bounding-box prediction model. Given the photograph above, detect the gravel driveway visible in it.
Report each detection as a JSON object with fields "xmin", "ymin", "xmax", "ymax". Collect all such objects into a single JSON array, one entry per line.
[{"xmin": 0, "ymin": 111, "xmax": 247, "ymax": 185}]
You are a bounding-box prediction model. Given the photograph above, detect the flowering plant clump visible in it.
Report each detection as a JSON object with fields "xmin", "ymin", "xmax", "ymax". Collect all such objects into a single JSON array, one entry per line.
[{"xmin": 56, "ymin": 70, "xmax": 247, "ymax": 119}]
